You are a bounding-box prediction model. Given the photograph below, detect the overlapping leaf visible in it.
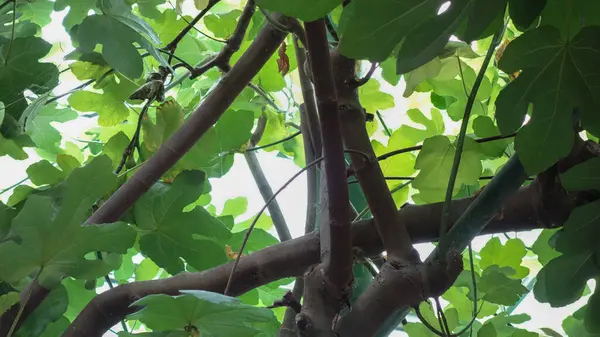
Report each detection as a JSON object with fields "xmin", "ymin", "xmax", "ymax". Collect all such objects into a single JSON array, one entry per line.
[
  {"xmin": 0, "ymin": 36, "xmax": 58, "ymax": 126},
  {"xmin": 0, "ymin": 156, "xmax": 136, "ymax": 288},
  {"xmin": 255, "ymin": 0, "xmax": 343, "ymax": 21},
  {"xmin": 412, "ymin": 135, "xmax": 482, "ymax": 203},
  {"xmin": 495, "ymin": 26, "xmax": 600, "ymax": 174},
  {"xmin": 128, "ymin": 291, "xmax": 279, "ymax": 336},
  {"xmin": 133, "ymin": 171, "xmax": 231, "ymax": 275}
]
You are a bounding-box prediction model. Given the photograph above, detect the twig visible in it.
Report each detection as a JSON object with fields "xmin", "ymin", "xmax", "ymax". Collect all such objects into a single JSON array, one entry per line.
[
  {"xmin": 224, "ymin": 156, "xmax": 325, "ymax": 295},
  {"xmin": 376, "ymin": 111, "xmax": 392, "ymax": 137},
  {"xmin": 166, "ymin": 0, "xmax": 227, "ymax": 43},
  {"xmin": 164, "ymin": 0, "xmax": 220, "ymax": 53},
  {"xmin": 438, "ymin": 25, "xmax": 506, "ymax": 244},
  {"xmin": 325, "ymin": 15, "xmax": 339, "ymax": 42},
  {"xmin": 3, "ymin": 0, "xmax": 16, "ymax": 65},
  {"xmin": 247, "ymin": 82, "xmax": 286, "ymax": 113},
  {"xmin": 190, "ymin": 0, "xmax": 256, "ymax": 77},
  {"xmin": 245, "ymin": 131, "xmax": 301, "ymax": 152},
  {"xmin": 46, "ymin": 69, "xmax": 115, "ymax": 104},
  {"xmin": 244, "ymin": 115, "xmax": 292, "ymax": 243},
  {"xmin": 0, "ymin": 177, "xmax": 28, "ymax": 196},
  {"xmin": 352, "ymin": 62, "xmax": 378, "ymax": 87},
  {"xmin": 359, "ymin": 132, "xmax": 517, "ymax": 172}
]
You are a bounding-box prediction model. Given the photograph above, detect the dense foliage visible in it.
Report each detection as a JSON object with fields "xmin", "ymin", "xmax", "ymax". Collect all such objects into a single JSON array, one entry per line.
[{"xmin": 0, "ymin": 0, "xmax": 599, "ymax": 336}]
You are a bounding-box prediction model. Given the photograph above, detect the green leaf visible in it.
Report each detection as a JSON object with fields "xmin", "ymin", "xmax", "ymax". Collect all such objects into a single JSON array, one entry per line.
[
  {"xmin": 472, "ymin": 116, "xmax": 510, "ymax": 158},
  {"xmin": 68, "ymin": 78, "xmax": 136, "ymax": 126},
  {"xmin": 227, "ymin": 228, "xmax": 279, "ymax": 256},
  {"xmin": 76, "ymin": 13, "xmax": 158, "ymax": 78},
  {"xmin": 412, "ymin": 135, "xmax": 482, "ymax": 203},
  {"xmin": 0, "ymin": 156, "xmax": 137, "ymax": 288},
  {"xmin": 99, "ymin": 0, "xmax": 161, "ymax": 45},
  {"xmin": 221, "ymin": 197, "xmax": 248, "ymax": 218},
  {"xmin": 488, "ymin": 313, "xmax": 531, "ymax": 336},
  {"xmin": 127, "ymin": 291, "xmax": 278, "ymax": 336},
  {"xmin": 541, "ymin": 327, "xmax": 564, "ymax": 337},
  {"xmin": 358, "ymin": 79, "xmax": 395, "ymax": 112},
  {"xmin": 403, "ymin": 58, "xmax": 442, "ymax": 98},
  {"xmin": 479, "ymin": 237, "xmax": 529, "ymax": 279},
  {"xmin": 18, "ymin": 0, "xmax": 54, "ymax": 27},
  {"xmin": 555, "ymin": 200, "xmax": 600, "ymax": 254},
  {"xmin": 0, "ymin": 36, "xmax": 58, "ymax": 121},
  {"xmin": 255, "ymin": 0, "xmax": 343, "ymax": 21},
  {"xmin": 135, "ymin": 258, "xmax": 160, "ymax": 281},
  {"xmin": 63, "ymin": 278, "xmax": 96, "ymax": 321},
  {"xmin": 495, "ymin": 26, "xmax": 600, "ymax": 173},
  {"xmin": 534, "ymin": 251, "xmax": 600, "ymax": 307},
  {"xmin": 26, "ymin": 160, "xmax": 66, "ymax": 186},
  {"xmin": 339, "ymin": 0, "xmax": 470, "ymax": 68},
  {"xmin": 0, "ymin": 292, "xmax": 18, "ymax": 316},
  {"xmin": 560, "ymin": 157, "xmax": 600, "ymax": 191},
  {"xmin": 25, "ymin": 103, "xmax": 78, "ymax": 153},
  {"xmin": 103, "ymin": 132, "xmax": 131, "ymax": 170},
  {"xmin": 142, "ymin": 100, "xmax": 184, "ymax": 152},
  {"xmin": 508, "ymin": 0, "xmax": 547, "ymax": 31},
  {"xmin": 380, "ymin": 56, "xmax": 401, "ymax": 86},
  {"xmin": 586, "ymin": 287, "xmax": 600, "ymax": 334},
  {"xmin": 478, "ymin": 266, "xmax": 528, "ymax": 305},
  {"xmin": 15, "ymin": 285, "xmax": 68, "ymax": 337},
  {"xmin": 54, "ymin": 0, "xmax": 97, "ymax": 29},
  {"xmin": 179, "ymin": 109, "xmax": 254, "ymax": 177},
  {"xmin": 531, "ymin": 229, "xmax": 561, "ymax": 265},
  {"xmin": 395, "ymin": 0, "xmax": 474, "ymax": 74},
  {"xmin": 133, "ymin": 171, "xmax": 231, "ymax": 275},
  {"xmin": 478, "ymin": 322, "xmax": 497, "ymax": 337},
  {"xmin": 205, "ymin": 10, "xmax": 241, "ymax": 39},
  {"xmin": 458, "ymin": 0, "xmax": 506, "ymax": 43},
  {"xmin": 113, "ymin": 249, "xmax": 136, "ymax": 282},
  {"xmin": 0, "ymin": 134, "xmax": 34, "ymax": 160}
]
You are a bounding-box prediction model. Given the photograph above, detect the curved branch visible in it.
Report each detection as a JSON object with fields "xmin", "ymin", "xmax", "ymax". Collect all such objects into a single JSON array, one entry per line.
[{"xmin": 58, "ymin": 171, "xmax": 585, "ymax": 336}]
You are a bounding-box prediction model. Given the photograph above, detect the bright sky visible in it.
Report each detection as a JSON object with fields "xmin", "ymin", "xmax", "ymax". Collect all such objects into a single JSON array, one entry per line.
[{"xmin": 0, "ymin": 4, "xmax": 593, "ymax": 337}]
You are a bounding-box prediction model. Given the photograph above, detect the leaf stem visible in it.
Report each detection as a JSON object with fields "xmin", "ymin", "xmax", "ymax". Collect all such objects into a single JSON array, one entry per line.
[
  {"xmin": 224, "ymin": 155, "xmax": 325, "ymax": 295},
  {"xmin": 245, "ymin": 130, "xmax": 301, "ymax": 152},
  {"xmin": 438, "ymin": 25, "xmax": 506, "ymax": 245},
  {"xmin": 6, "ymin": 269, "xmax": 40, "ymax": 337},
  {"xmin": 4, "ymin": 0, "xmax": 16, "ymax": 66}
]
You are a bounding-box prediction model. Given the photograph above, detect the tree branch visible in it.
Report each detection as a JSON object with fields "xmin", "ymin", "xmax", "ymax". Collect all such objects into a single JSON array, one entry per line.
[
  {"xmin": 296, "ymin": 19, "xmax": 353, "ymax": 336},
  {"xmin": 244, "ymin": 124, "xmax": 292, "ymax": 241},
  {"xmin": 57, "ymin": 165, "xmax": 590, "ymax": 337},
  {"xmin": 190, "ymin": 0, "xmax": 257, "ymax": 77},
  {"xmin": 0, "ymin": 14, "xmax": 291, "ymax": 334},
  {"xmin": 333, "ymin": 50, "xmax": 415, "ymax": 263},
  {"xmin": 164, "ymin": 0, "xmax": 220, "ymax": 52},
  {"xmin": 293, "ymin": 36, "xmax": 322, "ymax": 158}
]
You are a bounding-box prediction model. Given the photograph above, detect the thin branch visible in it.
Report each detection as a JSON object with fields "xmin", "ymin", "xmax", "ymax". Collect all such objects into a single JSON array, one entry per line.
[
  {"xmin": 164, "ymin": 0, "xmax": 220, "ymax": 52},
  {"xmin": 293, "ymin": 36, "xmax": 322, "ymax": 157},
  {"xmin": 224, "ymin": 156, "xmax": 324, "ymax": 295},
  {"xmin": 376, "ymin": 111, "xmax": 392, "ymax": 137},
  {"xmin": 380, "ymin": 133, "xmax": 515, "ymax": 162},
  {"xmin": 352, "ymin": 62, "xmax": 378, "ymax": 87},
  {"xmin": 3, "ymin": 0, "xmax": 16, "ymax": 65},
  {"xmin": 325, "ymin": 15, "xmax": 339, "ymax": 42},
  {"xmin": 439, "ymin": 26, "xmax": 505, "ymax": 244},
  {"xmin": 245, "ymin": 130, "xmax": 301, "ymax": 152},
  {"xmin": 244, "ymin": 115, "xmax": 292, "ymax": 243},
  {"xmin": 46, "ymin": 69, "xmax": 115, "ymax": 104},
  {"xmin": 247, "ymin": 82, "xmax": 286, "ymax": 113}
]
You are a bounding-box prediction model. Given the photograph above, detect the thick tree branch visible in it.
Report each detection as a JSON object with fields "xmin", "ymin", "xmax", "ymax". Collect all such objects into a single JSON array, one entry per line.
[
  {"xmin": 333, "ymin": 51, "xmax": 414, "ymax": 263},
  {"xmin": 58, "ymin": 163, "xmax": 591, "ymax": 337},
  {"xmin": 297, "ymin": 19, "xmax": 352, "ymax": 336}
]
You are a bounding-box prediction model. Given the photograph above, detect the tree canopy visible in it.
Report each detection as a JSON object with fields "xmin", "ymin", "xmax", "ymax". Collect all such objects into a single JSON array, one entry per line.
[{"xmin": 0, "ymin": 0, "xmax": 599, "ymax": 337}]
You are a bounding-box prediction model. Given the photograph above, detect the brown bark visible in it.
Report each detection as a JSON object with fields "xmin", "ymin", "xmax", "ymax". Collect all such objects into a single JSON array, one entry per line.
[{"xmin": 60, "ymin": 173, "xmax": 583, "ymax": 336}]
